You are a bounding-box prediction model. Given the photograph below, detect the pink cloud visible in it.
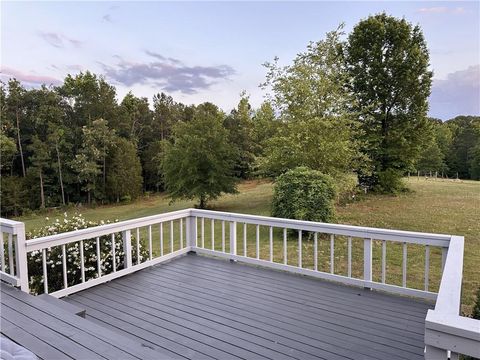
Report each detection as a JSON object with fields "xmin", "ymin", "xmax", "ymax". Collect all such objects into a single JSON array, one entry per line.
[{"xmin": 0, "ymin": 67, "xmax": 61, "ymax": 85}]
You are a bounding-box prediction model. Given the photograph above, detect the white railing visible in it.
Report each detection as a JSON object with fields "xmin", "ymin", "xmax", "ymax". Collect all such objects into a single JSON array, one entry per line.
[
  {"xmin": 0, "ymin": 209, "xmax": 477, "ymax": 359},
  {"xmin": 0, "ymin": 218, "xmax": 28, "ymax": 291}
]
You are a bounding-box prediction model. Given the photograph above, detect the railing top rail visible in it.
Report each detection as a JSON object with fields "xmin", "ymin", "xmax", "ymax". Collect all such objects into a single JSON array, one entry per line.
[
  {"xmin": 190, "ymin": 209, "xmax": 453, "ymax": 246},
  {"xmin": 433, "ymin": 235, "xmax": 465, "ymax": 314},
  {"xmin": 1, "ymin": 218, "xmax": 25, "ymax": 233},
  {"xmin": 25, "ymin": 208, "xmax": 191, "ymax": 252}
]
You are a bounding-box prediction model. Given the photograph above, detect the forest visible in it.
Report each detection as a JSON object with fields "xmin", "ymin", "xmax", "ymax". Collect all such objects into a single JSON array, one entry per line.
[{"xmin": 1, "ymin": 14, "xmax": 479, "ymax": 216}]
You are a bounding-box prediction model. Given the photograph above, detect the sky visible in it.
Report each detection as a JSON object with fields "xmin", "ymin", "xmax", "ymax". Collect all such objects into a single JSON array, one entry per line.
[{"xmin": 1, "ymin": 1, "xmax": 479, "ymax": 120}]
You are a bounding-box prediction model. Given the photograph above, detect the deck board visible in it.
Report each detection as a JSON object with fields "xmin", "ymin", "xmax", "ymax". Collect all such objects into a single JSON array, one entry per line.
[{"xmin": 65, "ymin": 253, "xmax": 433, "ymax": 360}]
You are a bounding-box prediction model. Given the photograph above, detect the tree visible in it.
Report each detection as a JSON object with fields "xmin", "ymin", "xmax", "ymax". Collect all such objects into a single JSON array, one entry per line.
[
  {"xmin": 260, "ymin": 27, "xmax": 362, "ymax": 177},
  {"xmin": 252, "ymin": 101, "xmax": 279, "ymax": 156},
  {"xmin": 0, "ymin": 131, "xmax": 17, "ymax": 172},
  {"xmin": 224, "ymin": 93, "xmax": 256, "ymax": 178},
  {"xmin": 346, "ymin": 13, "xmax": 433, "ymax": 191},
  {"xmin": 161, "ymin": 103, "xmax": 237, "ymax": 208},
  {"xmin": 27, "ymin": 136, "xmax": 50, "ymax": 208},
  {"xmin": 106, "ymin": 138, "xmax": 143, "ymax": 202}
]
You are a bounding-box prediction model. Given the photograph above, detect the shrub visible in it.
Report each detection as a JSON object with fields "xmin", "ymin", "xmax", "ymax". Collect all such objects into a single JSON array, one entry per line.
[
  {"xmin": 373, "ymin": 169, "xmax": 408, "ymax": 194},
  {"xmin": 334, "ymin": 173, "xmax": 359, "ymax": 204},
  {"xmin": 272, "ymin": 167, "xmax": 336, "ymax": 223},
  {"xmin": 26, "ymin": 213, "xmax": 148, "ymax": 294}
]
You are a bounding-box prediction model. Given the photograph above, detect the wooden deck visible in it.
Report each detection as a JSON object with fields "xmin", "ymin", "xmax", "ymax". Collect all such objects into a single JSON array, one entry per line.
[{"xmin": 62, "ymin": 253, "xmax": 433, "ymax": 360}]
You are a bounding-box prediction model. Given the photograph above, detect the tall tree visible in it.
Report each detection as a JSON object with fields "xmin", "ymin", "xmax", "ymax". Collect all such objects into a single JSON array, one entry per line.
[
  {"xmin": 224, "ymin": 93, "xmax": 256, "ymax": 178},
  {"xmin": 161, "ymin": 103, "xmax": 237, "ymax": 208},
  {"xmin": 27, "ymin": 136, "xmax": 50, "ymax": 208},
  {"xmin": 106, "ymin": 138, "xmax": 143, "ymax": 202},
  {"xmin": 5, "ymin": 79, "xmax": 27, "ymax": 177},
  {"xmin": 346, "ymin": 13, "xmax": 433, "ymax": 191},
  {"xmin": 260, "ymin": 27, "xmax": 362, "ymax": 177}
]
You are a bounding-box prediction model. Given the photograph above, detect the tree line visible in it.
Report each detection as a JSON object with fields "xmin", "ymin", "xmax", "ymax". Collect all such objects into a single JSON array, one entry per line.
[{"xmin": 1, "ymin": 13, "xmax": 479, "ymax": 215}]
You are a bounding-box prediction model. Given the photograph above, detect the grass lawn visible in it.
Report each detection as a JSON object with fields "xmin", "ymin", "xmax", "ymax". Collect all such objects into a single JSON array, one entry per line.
[{"xmin": 16, "ymin": 178, "xmax": 479, "ymax": 313}]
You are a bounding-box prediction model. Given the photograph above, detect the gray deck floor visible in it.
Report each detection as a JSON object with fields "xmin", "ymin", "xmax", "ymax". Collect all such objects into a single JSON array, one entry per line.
[{"xmin": 65, "ymin": 253, "xmax": 432, "ymax": 360}]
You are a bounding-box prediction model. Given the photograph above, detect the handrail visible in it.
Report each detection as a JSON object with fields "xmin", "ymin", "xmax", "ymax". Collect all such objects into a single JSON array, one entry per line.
[
  {"xmin": 26, "ymin": 209, "xmax": 191, "ymax": 252},
  {"xmin": 190, "ymin": 209, "xmax": 452, "ymax": 246}
]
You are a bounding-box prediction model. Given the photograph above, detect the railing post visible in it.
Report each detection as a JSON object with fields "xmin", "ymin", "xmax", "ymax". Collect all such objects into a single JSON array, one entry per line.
[
  {"xmin": 14, "ymin": 223, "xmax": 29, "ymax": 293},
  {"xmin": 122, "ymin": 230, "xmax": 132, "ymax": 268},
  {"xmin": 229, "ymin": 221, "xmax": 237, "ymax": 257},
  {"xmin": 186, "ymin": 216, "xmax": 197, "ymax": 251},
  {"xmin": 364, "ymin": 238, "xmax": 372, "ymax": 289}
]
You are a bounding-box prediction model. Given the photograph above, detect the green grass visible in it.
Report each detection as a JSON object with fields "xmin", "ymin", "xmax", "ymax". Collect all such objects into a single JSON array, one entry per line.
[{"xmin": 16, "ymin": 178, "xmax": 479, "ymax": 313}]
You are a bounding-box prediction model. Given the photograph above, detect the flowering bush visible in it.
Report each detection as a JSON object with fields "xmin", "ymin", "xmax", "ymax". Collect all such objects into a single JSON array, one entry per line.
[{"xmin": 27, "ymin": 213, "xmax": 148, "ymax": 294}]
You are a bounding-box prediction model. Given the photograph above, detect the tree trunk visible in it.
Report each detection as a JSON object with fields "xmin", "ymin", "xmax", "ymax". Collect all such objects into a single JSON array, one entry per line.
[
  {"xmin": 16, "ymin": 110, "xmax": 26, "ymax": 177},
  {"xmin": 55, "ymin": 142, "xmax": 66, "ymax": 205},
  {"xmin": 199, "ymin": 195, "xmax": 206, "ymax": 209},
  {"xmin": 39, "ymin": 170, "xmax": 45, "ymax": 209}
]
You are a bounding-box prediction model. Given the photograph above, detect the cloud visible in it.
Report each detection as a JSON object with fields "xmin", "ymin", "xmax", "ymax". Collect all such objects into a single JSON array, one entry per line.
[
  {"xmin": 102, "ymin": 14, "xmax": 112, "ymax": 23},
  {"xmin": 0, "ymin": 66, "xmax": 61, "ymax": 86},
  {"xmin": 101, "ymin": 54, "xmax": 235, "ymax": 94},
  {"xmin": 38, "ymin": 31, "xmax": 83, "ymax": 49},
  {"xmin": 429, "ymin": 65, "xmax": 480, "ymax": 119},
  {"xmin": 416, "ymin": 7, "xmax": 465, "ymax": 14}
]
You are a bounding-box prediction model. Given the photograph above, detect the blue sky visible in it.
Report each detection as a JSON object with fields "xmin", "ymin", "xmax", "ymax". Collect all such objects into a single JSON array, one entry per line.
[{"xmin": 1, "ymin": 1, "xmax": 479, "ymax": 119}]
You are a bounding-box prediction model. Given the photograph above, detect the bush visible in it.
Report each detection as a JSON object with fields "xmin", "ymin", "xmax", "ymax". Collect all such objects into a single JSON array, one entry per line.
[
  {"xmin": 373, "ymin": 169, "xmax": 408, "ymax": 194},
  {"xmin": 334, "ymin": 173, "xmax": 358, "ymax": 204},
  {"xmin": 272, "ymin": 167, "xmax": 336, "ymax": 223},
  {"xmin": 26, "ymin": 213, "xmax": 148, "ymax": 294}
]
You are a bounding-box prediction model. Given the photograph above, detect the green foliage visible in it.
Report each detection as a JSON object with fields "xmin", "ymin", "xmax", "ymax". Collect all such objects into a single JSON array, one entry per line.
[
  {"xmin": 224, "ymin": 93, "xmax": 256, "ymax": 178},
  {"xmin": 25, "ymin": 213, "xmax": 148, "ymax": 294},
  {"xmin": 0, "ymin": 130, "xmax": 16, "ymax": 170},
  {"xmin": 334, "ymin": 173, "xmax": 359, "ymax": 204},
  {"xmin": 346, "ymin": 13, "xmax": 433, "ymax": 191},
  {"xmin": 106, "ymin": 138, "xmax": 143, "ymax": 202},
  {"xmin": 161, "ymin": 103, "xmax": 238, "ymax": 208},
  {"xmin": 260, "ymin": 27, "xmax": 362, "ymax": 179},
  {"xmin": 0, "ymin": 176, "xmax": 28, "ymax": 216},
  {"xmin": 373, "ymin": 169, "xmax": 407, "ymax": 194},
  {"xmin": 272, "ymin": 167, "xmax": 336, "ymax": 223}
]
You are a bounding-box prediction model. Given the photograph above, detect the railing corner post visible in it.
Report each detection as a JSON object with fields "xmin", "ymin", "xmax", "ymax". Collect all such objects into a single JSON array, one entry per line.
[
  {"xmin": 229, "ymin": 221, "xmax": 237, "ymax": 257},
  {"xmin": 122, "ymin": 230, "xmax": 132, "ymax": 268},
  {"xmin": 424, "ymin": 345, "xmax": 448, "ymax": 359},
  {"xmin": 186, "ymin": 216, "xmax": 197, "ymax": 251},
  {"xmin": 363, "ymin": 237, "xmax": 372, "ymax": 289},
  {"xmin": 15, "ymin": 223, "xmax": 29, "ymax": 293}
]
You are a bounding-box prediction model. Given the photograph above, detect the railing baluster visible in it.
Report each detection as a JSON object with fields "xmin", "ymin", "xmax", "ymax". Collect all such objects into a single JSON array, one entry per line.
[
  {"xmin": 211, "ymin": 219, "xmax": 215, "ymax": 250},
  {"xmin": 136, "ymin": 228, "xmax": 140, "ymax": 264},
  {"xmin": 0, "ymin": 234, "xmax": 5, "ymax": 273},
  {"xmin": 364, "ymin": 238, "xmax": 373, "ymax": 286},
  {"xmin": 243, "ymin": 223, "xmax": 247, "ymax": 256},
  {"xmin": 314, "ymin": 232, "xmax": 318, "ymax": 271},
  {"xmin": 424, "ymin": 245, "xmax": 430, "ymax": 291},
  {"xmin": 347, "ymin": 236, "xmax": 352, "ymax": 277},
  {"xmin": 229, "ymin": 221, "xmax": 237, "ymax": 256},
  {"xmin": 170, "ymin": 221, "xmax": 174, "ymax": 252},
  {"xmin": 148, "ymin": 225, "xmax": 152, "ymax": 260},
  {"xmin": 298, "ymin": 230, "xmax": 302, "ymax": 268},
  {"xmin": 402, "ymin": 242, "xmax": 407, "ymax": 287},
  {"xmin": 330, "ymin": 234, "xmax": 334, "ymax": 274},
  {"xmin": 256, "ymin": 225, "xmax": 260, "ymax": 259},
  {"xmin": 160, "ymin": 223, "xmax": 164, "ymax": 256},
  {"xmin": 42, "ymin": 248, "xmax": 48, "ymax": 294},
  {"xmin": 80, "ymin": 240, "xmax": 85, "ymax": 283},
  {"xmin": 180, "ymin": 218, "xmax": 184, "ymax": 249},
  {"xmin": 111, "ymin": 233, "xmax": 116, "ymax": 272},
  {"xmin": 62, "ymin": 244, "xmax": 67, "ymax": 289},
  {"xmin": 8, "ymin": 234, "xmax": 14, "ymax": 275},
  {"xmin": 201, "ymin": 217, "xmax": 205, "ymax": 248},
  {"xmin": 222, "ymin": 221, "xmax": 225, "ymax": 252},
  {"xmin": 283, "ymin": 228, "xmax": 287, "ymax": 265},
  {"xmin": 96, "ymin": 237, "xmax": 101, "ymax": 277},
  {"xmin": 122, "ymin": 230, "xmax": 132, "ymax": 268},
  {"xmin": 269, "ymin": 226, "xmax": 273, "ymax": 262},
  {"xmin": 382, "ymin": 240, "xmax": 386, "ymax": 283}
]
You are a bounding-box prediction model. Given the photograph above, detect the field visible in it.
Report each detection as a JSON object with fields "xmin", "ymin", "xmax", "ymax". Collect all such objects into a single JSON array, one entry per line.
[{"xmin": 16, "ymin": 178, "xmax": 479, "ymax": 313}]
